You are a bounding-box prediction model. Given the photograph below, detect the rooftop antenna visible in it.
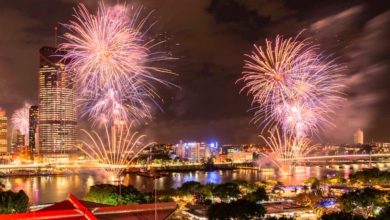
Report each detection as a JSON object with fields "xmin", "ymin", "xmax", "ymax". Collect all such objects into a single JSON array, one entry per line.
[{"xmin": 54, "ymin": 26, "xmax": 58, "ymax": 47}]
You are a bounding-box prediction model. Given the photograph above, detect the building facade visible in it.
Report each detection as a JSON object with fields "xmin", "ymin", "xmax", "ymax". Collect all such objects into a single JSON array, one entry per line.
[
  {"xmin": 0, "ymin": 110, "xmax": 7, "ymax": 153},
  {"xmin": 175, "ymin": 141, "xmax": 211, "ymax": 162},
  {"xmin": 29, "ymin": 105, "xmax": 39, "ymax": 152},
  {"xmin": 15, "ymin": 130, "xmax": 25, "ymax": 147},
  {"xmin": 38, "ymin": 47, "xmax": 77, "ymax": 155},
  {"xmin": 353, "ymin": 129, "xmax": 364, "ymax": 145}
]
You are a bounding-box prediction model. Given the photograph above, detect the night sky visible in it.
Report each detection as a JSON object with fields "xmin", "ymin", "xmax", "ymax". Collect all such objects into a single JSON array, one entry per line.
[{"xmin": 0, "ymin": 0, "xmax": 389, "ymax": 144}]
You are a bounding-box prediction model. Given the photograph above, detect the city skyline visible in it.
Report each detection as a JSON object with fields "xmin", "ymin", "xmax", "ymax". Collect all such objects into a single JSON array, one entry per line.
[
  {"xmin": 0, "ymin": 0, "xmax": 389, "ymax": 144},
  {"xmin": 0, "ymin": 2, "xmax": 390, "ymax": 219}
]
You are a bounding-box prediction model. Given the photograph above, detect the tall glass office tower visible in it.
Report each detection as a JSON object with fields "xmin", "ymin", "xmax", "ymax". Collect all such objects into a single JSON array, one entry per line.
[{"xmin": 38, "ymin": 46, "xmax": 77, "ymax": 155}]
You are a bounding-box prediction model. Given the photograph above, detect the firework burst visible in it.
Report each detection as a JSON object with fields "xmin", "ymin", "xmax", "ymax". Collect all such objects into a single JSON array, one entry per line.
[
  {"xmin": 240, "ymin": 36, "xmax": 312, "ymax": 108},
  {"xmin": 78, "ymin": 122, "xmax": 154, "ymax": 177},
  {"xmin": 60, "ymin": 1, "xmax": 174, "ymax": 124},
  {"xmin": 240, "ymin": 35, "xmax": 344, "ymax": 136},
  {"xmin": 78, "ymin": 83, "xmax": 155, "ymax": 126},
  {"xmin": 11, "ymin": 103, "xmax": 31, "ymax": 143},
  {"xmin": 240, "ymin": 34, "xmax": 345, "ymax": 175}
]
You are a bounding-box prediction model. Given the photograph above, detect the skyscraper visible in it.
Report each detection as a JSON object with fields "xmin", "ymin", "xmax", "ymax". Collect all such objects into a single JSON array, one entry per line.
[
  {"xmin": 15, "ymin": 130, "xmax": 25, "ymax": 147},
  {"xmin": 38, "ymin": 46, "xmax": 77, "ymax": 155},
  {"xmin": 175, "ymin": 141, "xmax": 211, "ymax": 162},
  {"xmin": 0, "ymin": 110, "xmax": 7, "ymax": 153},
  {"xmin": 10, "ymin": 129, "xmax": 26, "ymax": 154},
  {"xmin": 29, "ymin": 105, "xmax": 39, "ymax": 153},
  {"xmin": 354, "ymin": 129, "xmax": 364, "ymax": 145}
]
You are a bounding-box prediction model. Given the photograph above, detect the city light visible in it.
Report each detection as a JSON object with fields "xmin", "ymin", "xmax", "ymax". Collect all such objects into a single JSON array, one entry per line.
[
  {"xmin": 0, "ymin": 1, "xmax": 388, "ymax": 220},
  {"xmin": 11, "ymin": 102, "xmax": 30, "ymax": 139}
]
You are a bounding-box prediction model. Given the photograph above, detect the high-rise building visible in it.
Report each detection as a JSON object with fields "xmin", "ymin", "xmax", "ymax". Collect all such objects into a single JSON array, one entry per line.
[
  {"xmin": 38, "ymin": 46, "xmax": 77, "ymax": 155},
  {"xmin": 175, "ymin": 141, "xmax": 211, "ymax": 162},
  {"xmin": 175, "ymin": 140, "xmax": 185, "ymax": 158},
  {"xmin": 29, "ymin": 105, "xmax": 39, "ymax": 152},
  {"xmin": 16, "ymin": 130, "xmax": 25, "ymax": 147},
  {"xmin": 0, "ymin": 110, "xmax": 7, "ymax": 153},
  {"xmin": 354, "ymin": 129, "xmax": 364, "ymax": 145}
]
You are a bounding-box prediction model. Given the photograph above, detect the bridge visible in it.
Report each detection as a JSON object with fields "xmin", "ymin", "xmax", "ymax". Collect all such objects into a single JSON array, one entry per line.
[
  {"xmin": 0, "ymin": 163, "xmax": 126, "ymax": 170},
  {"xmin": 0, "ymin": 153, "xmax": 390, "ymax": 172},
  {"xmin": 279, "ymin": 153, "xmax": 390, "ymax": 162},
  {"xmin": 277, "ymin": 153, "xmax": 390, "ymax": 169},
  {"xmin": 295, "ymin": 153, "xmax": 390, "ymax": 161}
]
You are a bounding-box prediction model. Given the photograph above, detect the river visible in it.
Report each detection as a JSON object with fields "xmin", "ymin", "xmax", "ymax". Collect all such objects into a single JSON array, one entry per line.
[{"xmin": 1, "ymin": 166, "xmax": 354, "ymax": 205}]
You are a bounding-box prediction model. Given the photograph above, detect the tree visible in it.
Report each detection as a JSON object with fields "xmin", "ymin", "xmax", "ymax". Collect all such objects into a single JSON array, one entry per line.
[
  {"xmin": 85, "ymin": 184, "xmax": 119, "ymax": 205},
  {"xmin": 0, "ymin": 190, "xmax": 29, "ymax": 214},
  {"xmin": 349, "ymin": 168, "xmax": 384, "ymax": 185},
  {"xmin": 207, "ymin": 199, "xmax": 265, "ymax": 220},
  {"xmin": 195, "ymin": 183, "xmax": 216, "ymax": 204},
  {"xmin": 339, "ymin": 187, "xmax": 389, "ymax": 218},
  {"xmin": 377, "ymin": 205, "xmax": 390, "ymax": 220},
  {"xmin": 121, "ymin": 185, "xmax": 150, "ymax": 204},
  {"xmin": 304, "ymin": 177, "xmax": 320, "ymax": 187},
  {"xmin": 232, "ymin": 179, "xmax": 257, "ymax": 194},
  {"xmin": 177, "ymin": 181, "xmax": 202, "ymax": 196},
  {"xmin": 213, "ymin": 182, "xmax": 240, "ymax": 201},
  {"xmin": 320, "ymin": 212, "xmax": 365, "ymax": 220},
  {"xmin": 85, "ymin": 184, "xmax": 149, "ymax": 205},
  {"xmin": 324, "ymin": 175, "xmax": 347, "ymax": 185},
  {"xmin": 245, "ymin": 187, "xmax": 268, "ymax": 202},
  {"xmin": 296, "ymin": 192, "xmax": 322, "ymax": 208}
]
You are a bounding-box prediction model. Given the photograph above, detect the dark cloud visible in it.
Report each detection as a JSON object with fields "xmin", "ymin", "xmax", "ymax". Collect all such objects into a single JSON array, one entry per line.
[
  {"xmin": 310, "ymin": 7, "xmax": 390, "ymax": 143},
  {"xmin": 0, "ymin": 7, "xmax": 49, "ymax": 110},
  {"xmin": 0, "ymin": 0, "xmax": 389, "ymax": 144}
]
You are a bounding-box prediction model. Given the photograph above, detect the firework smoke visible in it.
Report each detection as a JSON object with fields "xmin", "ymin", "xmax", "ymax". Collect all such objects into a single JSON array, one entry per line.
[
  {"xmin": 240, "ymin": 34, "xmax": 345, "ymax": 174},
  {"xmin": 60, "ymin": 1, "xmax": 173, "ymax": 178},
  {"xmin": 240, "ymin": 35, "xmax": 344, "ymax": 137}
]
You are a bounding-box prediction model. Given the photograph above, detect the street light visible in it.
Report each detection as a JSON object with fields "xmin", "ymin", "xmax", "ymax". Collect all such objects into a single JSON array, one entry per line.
[{"xmin": 112, "ymin": 175, "xmax": 124, "ymax": 205}]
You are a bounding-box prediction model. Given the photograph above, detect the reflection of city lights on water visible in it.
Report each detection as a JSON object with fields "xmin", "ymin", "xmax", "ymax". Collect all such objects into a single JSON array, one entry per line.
[
  {"xmin": 206, "ymin": 171, "xmax": 221, "ymax": 184},
  {"xmin": 86, "ymin": 176, "xmax": 95, "ymax": 188},
  {"xmin": 34, "ymin": 189, "xmax": 39, "ymax": 205},
  {"xmin": 14, "ymin": 178, "xmax": 23, "ymax": 185}
]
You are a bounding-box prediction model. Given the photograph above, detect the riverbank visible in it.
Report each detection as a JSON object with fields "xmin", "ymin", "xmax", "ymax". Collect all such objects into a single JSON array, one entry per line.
[
  {"xmin": 127, "ymin": 162, "xmax": 253, "ymax": 173},
  {"xmin": 0, "ymin": 162, "xmax": 254, "ymax": 177},
  {"xmin": 2, "ymin": 169, "xmax": 271, "ymax": 205}
]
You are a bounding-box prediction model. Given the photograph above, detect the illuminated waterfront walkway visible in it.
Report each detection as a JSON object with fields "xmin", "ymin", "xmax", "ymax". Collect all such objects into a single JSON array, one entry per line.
[{"xmin": 0, "ymin": 153, "xmax": 390, "ymax": 171}]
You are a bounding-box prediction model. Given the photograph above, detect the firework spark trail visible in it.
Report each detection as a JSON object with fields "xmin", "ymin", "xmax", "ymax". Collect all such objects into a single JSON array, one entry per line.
[
  {"xmin": 59, "ymin": 2, "xmax": 174, "ymax": 178},
  {"xmin": 240, "ymin": 35, "xmax": 344, "ymax": 137},
  {"xmin": 78, "ymin": 83, "xmax": 154, "ymax": 126},
  {"xmin": 11, "ymin": 102, "xmax": 31, "ymax": 143},
  {"xmin": 240, "ymin": 36, "xmax": 312, "ymax": 107},
  {"xmin": 78, "ymin": 122, "xmax": 154, "ymax": 177},
  {"xmin": 59, "ymin": 1, "xmax": 175, "ymax": 125},
  {"xmin": 260, "ymin": 128, "xmax": 317, "ymax": 174},
  {"xmin": 240, "ymin": 34, "xmax": 345, "ymax": 174}
]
